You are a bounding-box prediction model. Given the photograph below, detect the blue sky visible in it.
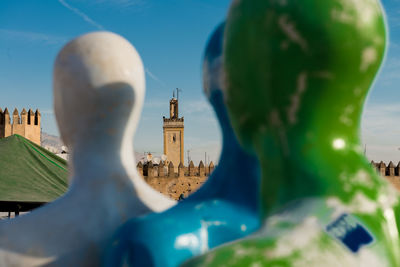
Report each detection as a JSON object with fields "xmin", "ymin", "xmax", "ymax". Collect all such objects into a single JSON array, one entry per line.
[{"xmin": 0, "ymin": 0, "xmax": 400, "ymax": 164}]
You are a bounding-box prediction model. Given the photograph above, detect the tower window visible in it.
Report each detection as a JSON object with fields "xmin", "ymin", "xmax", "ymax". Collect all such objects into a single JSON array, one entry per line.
[{"xmin": 173, "ymin": 133, "xmax": 176, "ymax": 142}]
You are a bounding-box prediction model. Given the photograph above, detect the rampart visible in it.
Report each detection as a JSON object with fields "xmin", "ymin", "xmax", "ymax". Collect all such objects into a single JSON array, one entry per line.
[
  {"xmin": 138, "ymin": 160, "xmax": 214, "ymax": 200},
  {"xmin": 140, "ymin": 160, "xmax": 400, "ymax": 200},
  {"xmin": 371, "ymin": 161, "xmax": 400, "ymax": 191},
  {"xmin": 0, "ymin": 108, "xmax": 41, "ymax": 145}
]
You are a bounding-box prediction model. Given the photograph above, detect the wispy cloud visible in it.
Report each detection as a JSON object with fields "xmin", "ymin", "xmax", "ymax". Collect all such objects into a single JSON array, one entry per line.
[
  {"xmin": 0, "ymin": 29, "xmax": 67, "ymax": 45},
  {"xmin": 93, "ymin": 0, "xmax": 145, "ymax": 8},
  {"xmin": 58, "ymin": 0, "xmax": 104, "ymax": 30},
  {"xmin": 85, "ymin": 0, "xmax": 149, "ymax": 12},
  {"xmin": 145, "ymin": 68, "xmax": 166, "ymax": 87}
]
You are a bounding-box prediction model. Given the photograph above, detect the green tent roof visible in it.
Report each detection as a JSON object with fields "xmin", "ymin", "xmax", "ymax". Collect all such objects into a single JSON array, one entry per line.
[{"xmin": 0, "ymin": 135, "xmax": 68, "ymax": 206}]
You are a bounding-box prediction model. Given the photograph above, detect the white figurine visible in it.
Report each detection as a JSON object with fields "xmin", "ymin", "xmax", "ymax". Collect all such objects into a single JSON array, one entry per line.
[{"xmin": 0, "ymin": 31, "xmax": 175, "ymax": 266}]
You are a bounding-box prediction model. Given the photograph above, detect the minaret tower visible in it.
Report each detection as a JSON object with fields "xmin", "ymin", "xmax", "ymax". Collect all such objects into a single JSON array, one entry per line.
[{"xmin": 163, "ymin": 89, "xmax": 184, "ymax": 168}]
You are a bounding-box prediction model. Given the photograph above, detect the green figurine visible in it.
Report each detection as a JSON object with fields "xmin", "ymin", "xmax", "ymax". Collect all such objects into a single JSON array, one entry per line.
[{"xmin": 183, "ymin": 0, "xmax": 400, "ymax": 266}]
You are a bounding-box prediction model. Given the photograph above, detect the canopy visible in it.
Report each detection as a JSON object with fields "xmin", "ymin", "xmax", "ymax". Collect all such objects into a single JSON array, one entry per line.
[{"xmin": 0, "ymin": 135, "xmax": 68, "ymax": 211}]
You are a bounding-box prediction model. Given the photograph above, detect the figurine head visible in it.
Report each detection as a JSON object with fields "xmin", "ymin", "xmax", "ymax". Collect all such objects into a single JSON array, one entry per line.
[
  {"xmin": 224, "ymin": 0, "xmax": 388, "ymax": 214},
  {"xmin": 224, "ymin": 0, "xmax": 387, "ymax": 154},
  {"xmin": 53, "ymin": 32, "xmax": 145, "ymax": 149}
]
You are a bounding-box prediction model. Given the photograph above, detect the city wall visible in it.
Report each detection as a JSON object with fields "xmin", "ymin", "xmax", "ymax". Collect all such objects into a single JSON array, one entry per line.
[
  {"xmin": 0, "ymin": 108, "xmax": 41, "ymax": 145},
  {"xmin": 141, "ymin": 160, "xmax": 400, "ymax": 200},
  {"xmin": 138, "ymin": 160, "xmax": 214, "ymax": 200},
  {"xmin": 371, "ymin": 161, "xmax": 400, "ymax": 191}
]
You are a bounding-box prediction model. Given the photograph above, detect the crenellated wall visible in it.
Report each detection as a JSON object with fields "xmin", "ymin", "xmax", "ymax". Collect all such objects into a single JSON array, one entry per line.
[
  {"xmin": 138, "ymin": 160, "xmax": 215, "ymax": 200},
  {"xmin": 371, "ymin": 161, "xmax": 400, "ymax": 191},
  {"xmin": 0, "ymin": 108, "xmax": 41, "ymax": 145},
  {"xmin": 141, "ymin": 159, "xmax": 400, "ymax": 199}
]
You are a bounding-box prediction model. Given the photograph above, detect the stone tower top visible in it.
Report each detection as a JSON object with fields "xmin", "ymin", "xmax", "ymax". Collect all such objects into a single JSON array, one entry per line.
[
  {"xmin": 163, "ymin": 92, "xmax": 184, "ymax": 168},
  {"xmin": 0, "ymin": 107, "xmax": 41, "ymax": 145},
  {"xmin": 164, "ymin": 90, "xmax": 184, "ymax": 123},
  {"xmin": 169, "ymin": 98, "xmax": 178, "ymax": 119}
]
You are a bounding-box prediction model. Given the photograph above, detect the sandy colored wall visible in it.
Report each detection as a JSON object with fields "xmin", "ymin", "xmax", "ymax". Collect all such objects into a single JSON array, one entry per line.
[
  {"xmin": 139, "ymin": 161, "xmax": 213, "ymax": 200},
  {"xmin": 24, "ymin": 125, "xmax": 41, "ymax": 145},
  {"xmin": 164, "ymin": 129, "xmax": 183, "ymax": 167},
  {"xmin": 0, "ymin": 109, "xmax": 41, "ymax": 145},
  {"xmin": 145, "ymin": 176, "xmax": 208, "ymax": 200},
  {"xmin": 12, "ymin": 124, "xmax": 25, "ymax": 138},
  {"xmin": 372, "ymin": 161, "xmax": 400, "ymax": 191}
]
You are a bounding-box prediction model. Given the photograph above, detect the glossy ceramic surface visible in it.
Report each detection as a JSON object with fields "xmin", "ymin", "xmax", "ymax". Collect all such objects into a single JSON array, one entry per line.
[
  {"xmin": 104, "ymin": 24, "xmax": 261, "ymax": 267},
  {"xmin": 183, "ymin": 0, "xmax": 400, "ymax": 266},
  {"xmin": 0, "ymin": 32, "xmax": 174, "ymax": 266}
]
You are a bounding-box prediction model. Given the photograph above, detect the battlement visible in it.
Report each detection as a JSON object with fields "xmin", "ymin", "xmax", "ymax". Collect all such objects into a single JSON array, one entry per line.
[
  {"xmin": 141, "ymin": 160, "xmax": 400, "ymax": 200},
  {"xmin": 371, "ymin": 161, "xmax": 400, "ymax": 176},
  {"xmin": 0, "ymin": 108, "xmax": 41, "ymax": 126},
  {"xmin": 371, "ymin": 161, "xmax": 400, "ymax": 192},
  {"xmin": 138, "ymin": 160, "xmax": 214, "ymax": 200},
  {"xmin": 0, "ymin": 108, "xmax": 41, "ymax": 145},
  {"xmin": 163, "ymin": 117, "xmax": 184, "ymax": 125}
]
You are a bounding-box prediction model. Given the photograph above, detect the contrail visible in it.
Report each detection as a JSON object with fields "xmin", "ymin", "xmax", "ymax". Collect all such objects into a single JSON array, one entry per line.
[
  {"xmin": 58, "ymin": 0, "xmax": 104, "ymax": 30},
  {"xmin": 145, "ymin": 68, "xmax": 166, "ymax": 87}
]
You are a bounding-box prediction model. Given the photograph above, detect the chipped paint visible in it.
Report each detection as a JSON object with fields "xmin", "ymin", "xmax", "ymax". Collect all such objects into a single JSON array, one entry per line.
[
  {"xmin": 339, "ymin": 105, "xmax": 355, "ymax": 126},
  {"xmin": 334, "ymin": 0, "xmax": 380, "ymax": 28},
  {"xmin": 352, "ymin": 170, "xmax": 374, "ymax": 189},
  {"xmin": 327, "ymin": 192, "xmax": 379, "ymax": 217},
  {"xmin": 265, "ymin": 216, "xmax": 321, "ymax": 258},
  {"xmin": 185, "ymin": 0, "xmax": 396, "ymax": 265},
  {"xmin": 360, "ymin": 47, "xmax": 378, "ymax": 72},
  {"xmin": 287, "ymin": 72, "xmax": 308, "ymax": 125},
  {"xmin": 278, "ymin": 15, "xmax": 308, "ymax": 52},
  {"xmin": 331, "ymin": 8, "xmax": 354, "ymax": 24}
]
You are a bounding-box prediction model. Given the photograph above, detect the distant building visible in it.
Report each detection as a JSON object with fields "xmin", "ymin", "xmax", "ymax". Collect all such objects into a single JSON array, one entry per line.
[
  {"xmin": 133, "ymin": 94, "xmax": 216, "ymax": 200},
  {"xmin": 163, "ymin": 96, "xmax": 184, "ymax": 168},
  {"xmin": 0, "ymin": 108, "xmax": 41, "ymax": 145},
  {"xmin": 137, "ymin": 160, "xmax": 214, "ymax": 200},
  {"xmin": 371, "ymin": 161, "xmax": 400, "ymax": 191}
]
